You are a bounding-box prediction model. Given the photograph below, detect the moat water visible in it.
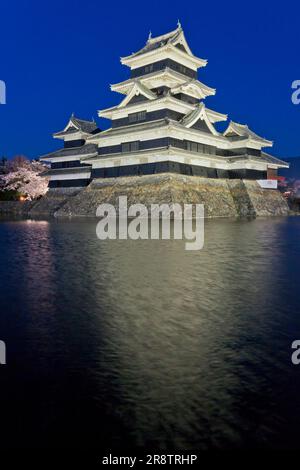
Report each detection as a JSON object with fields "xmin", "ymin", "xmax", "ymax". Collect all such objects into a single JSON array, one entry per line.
[{"xmin": 0, "ymin": 216, "xmax": 300, "ymax": 450}]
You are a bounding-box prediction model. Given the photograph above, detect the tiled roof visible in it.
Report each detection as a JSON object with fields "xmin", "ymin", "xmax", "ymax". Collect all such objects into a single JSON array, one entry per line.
[
  {"xmin": 228, "ymin": 152, "xmax": 289, "ymax": 167},
  {"xmin": 129, "ymin": 27, "xmax": 182, "ymax": 58},
  {"xmin": 180, "ymin": 103, "xmax": 204, "ymax": 127},
  {"xmin": 224, "ymin": 121, "xmax": 272, "ymax": 145},
  {"xmin": 40, "ymin": 143, "xmax": 98, "ymax": 160},
  {"xmin": 54, "ymin": 115, "xmax": 98, "ymax": 137},
  {"xmin": 71, "ymin": 116, "xmax": 97, "ymax": 133},
  {"xmin": 260, "ymin": 152, "xmax": 289, "ymax": 166}
]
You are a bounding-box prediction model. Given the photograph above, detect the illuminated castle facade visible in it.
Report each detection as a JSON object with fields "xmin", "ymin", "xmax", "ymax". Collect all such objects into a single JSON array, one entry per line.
[{"xmin": 40, "ymin": 24, "xmax": 288, "ymax": 188}]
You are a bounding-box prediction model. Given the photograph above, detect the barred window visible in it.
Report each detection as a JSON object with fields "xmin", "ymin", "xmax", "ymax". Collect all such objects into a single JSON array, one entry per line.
[
  {"xmin": 128, "ymin": 113, "xmax": 136, "ymax": 123},
  {"xmin": 122, "ymin": 141, "xmax": 139, "ymax": 153},
  {"xmin": 122, "ymin": 142, "xmax": 130, "ymax": 152},
  {"xmin": 145, "ymin": 64, "xmax": 154, "ymax": 74},
  {"xmin": 131, "ymin": 141, "xmax": 139, "ymax": 151},
  {"xmin": 198, "ymin": 143, "xmax": 204, "ymax": 153},
  {"xmin": 206, "ymin": 145, "xmax": 216, "ymax": 155},
  {"xmin": 128, "ymin": 111, "xmax": 146, "ymax": 123},
  {"xmin": 175, "ymin": 63, "xmax": 187, "ymax": 75},
  {"xmin": 185, "ymin": 141, "xmax": 216, "ymax": 154}
]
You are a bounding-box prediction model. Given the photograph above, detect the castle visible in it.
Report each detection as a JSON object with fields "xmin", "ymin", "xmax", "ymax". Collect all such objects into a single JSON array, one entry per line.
[{"xmin": 40, "ymin": 24, "xmax": 288, "ymax": 192}]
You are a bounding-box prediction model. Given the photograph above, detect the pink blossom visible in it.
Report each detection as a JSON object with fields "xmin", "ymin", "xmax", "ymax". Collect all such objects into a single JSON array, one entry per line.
[{"xmin": 0, "ymin": 159, "xmax": 49, "ymax": 200}]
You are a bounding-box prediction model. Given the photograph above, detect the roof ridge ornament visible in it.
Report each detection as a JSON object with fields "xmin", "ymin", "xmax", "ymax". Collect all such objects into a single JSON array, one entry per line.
[
  {"xmin": 148, "ymin": 31, "xmax": 152, "ymax": 41},
  {"xmin": 177, "ymin": 19, "xmax": 181, "ymax": 29}
]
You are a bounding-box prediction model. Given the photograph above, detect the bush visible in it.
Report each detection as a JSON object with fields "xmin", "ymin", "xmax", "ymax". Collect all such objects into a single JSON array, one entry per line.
[{"xmin": 0, "ymin": 190, "xmax": 21, "ymax": 201}]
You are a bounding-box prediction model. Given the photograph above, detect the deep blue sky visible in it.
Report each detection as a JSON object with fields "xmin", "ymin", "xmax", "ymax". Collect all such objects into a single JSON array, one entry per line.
[{"xmin": 0, "ymin": 0, "xmax": 299, "ymax": 159}]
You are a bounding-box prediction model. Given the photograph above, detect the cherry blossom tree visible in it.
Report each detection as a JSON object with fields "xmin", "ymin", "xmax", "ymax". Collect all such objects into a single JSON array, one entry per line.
[{"xmin": 0, "ymin": 156, "xmax": 49, "ymax": 200}]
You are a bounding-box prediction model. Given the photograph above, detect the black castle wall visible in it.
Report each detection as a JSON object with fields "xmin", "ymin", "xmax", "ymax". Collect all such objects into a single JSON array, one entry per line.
[
  {"xmin": 91, "ymin": 162, "xmax": 266, "ymax": 180},
  {"xmin": 111, "ymin": 109, "xmax": 184, "ymax": 128},
  {"xmin": 49, "ymin": 179, "xmax": 90, "ymax": 188},
  {"xmin": 130, "ymin": 59, "xmax": 197, "ymax": 79}
]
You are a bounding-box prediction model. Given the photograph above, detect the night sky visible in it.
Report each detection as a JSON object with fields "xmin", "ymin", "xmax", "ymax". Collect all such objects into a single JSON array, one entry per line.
[{"xmin": 0, "ymin": 0, "xmax": 299, "ymax": 159}]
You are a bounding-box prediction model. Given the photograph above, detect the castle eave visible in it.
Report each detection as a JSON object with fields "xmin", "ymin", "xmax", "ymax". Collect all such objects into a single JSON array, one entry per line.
[
  {"xmin": 83, "ymin": 147, "xmax": 282, "ymax": 173},
  {"xmin": 111, "ymin": 68, "xmax": 189, "ymax": 94},
  {"xmin": 98, "ymin": 95, "xmax": 195, "ymax": 119},
  {"xmin": 121, "ymin": 44, "xmax": 207, "ymax": 70}
]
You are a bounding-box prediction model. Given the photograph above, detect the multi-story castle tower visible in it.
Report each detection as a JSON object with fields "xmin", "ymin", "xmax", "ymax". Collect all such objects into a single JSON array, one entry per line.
[{"xmin": 41, "ymin": 24, "xmax": 288, "ymax": 188}]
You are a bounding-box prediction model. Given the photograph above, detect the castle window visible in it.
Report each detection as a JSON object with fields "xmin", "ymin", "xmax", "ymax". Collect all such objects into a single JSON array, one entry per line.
[
  {"xmin": 173, "ymin": 63, "xmax": 187, "ymax": 75},
  {"xmin": 122, "ymin": 141, "xmax": 139, "ymax": 152},
  {"xmin": 191, "ymin": 142, "xmax": 198, "ymax": 152},
  {"xmin": 185, "ymin": 141, "xmax": 216, "ymax": 154},
  {"xmin": 145, "ymin": 64, "xmax": 154, "ymax": 74},
  {"xmin": 206, "ymin": 145, "xmax": 216, "ymax": 155},
  {"xmin": 128, "ymin": 111, "xmax": 146, "ymax": 123}
]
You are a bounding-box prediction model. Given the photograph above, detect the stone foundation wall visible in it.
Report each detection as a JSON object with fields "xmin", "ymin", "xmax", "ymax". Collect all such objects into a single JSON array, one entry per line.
[
  {"xmin": 0, "ymin": 175, "xmax": 290, "ymax": 219},
  {"xmin": 0, "ymin": 200, "xmax": 36, "ymax": 217},
  {"xmin": 0, "ymin": 188, "xmax": 82, "ymax": 218},
  {"xmin": 242, "ymin": 180, "xmax": 289, "ymax": 216},
  {"xmin": 29, "ymin": 188, "xmax": 82, "ymax": 217},
  {"xmin": 54, "ymin": 174, "xmax": 289, "ymax": 218},
  {"xmin": 53, "ymin": 174, "xmax": 237, "ymax": 218},
  {"xmin": 227, "ymin": 180, "xmax": 257, "ymax": 218}
]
